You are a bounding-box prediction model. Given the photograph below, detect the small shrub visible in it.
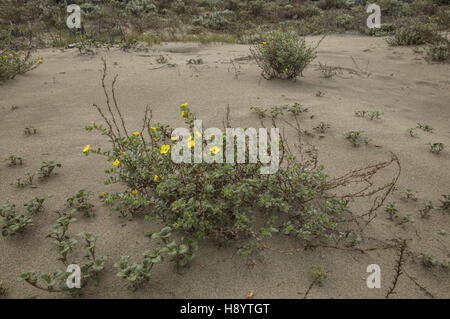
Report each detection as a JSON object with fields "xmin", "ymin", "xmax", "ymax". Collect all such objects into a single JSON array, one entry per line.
[
  {"xmin": 250, "ymin": 30, "xmax": 316, "ymax": 80},
  {"xmin": 388, "ymin": 21, "xmax": 440, "ymax": 46},
  {"xmin": 193, "ymin": 10, "xmax": 233, "ymax": 30},
  {"xmin": 426, "ymin": 44, "xmax": 449, "ymax": 62},
  {"xmin": 417, "ymin": 123, "xmax": 434, "ymax": 133},
  {"xmin": 345, "ymin": 130, "xmax": 369, "ymax": 147},
  {"xmin": 335, "ymin": 14, "xmax": 353, "ymax": 31},
  {"xmin": 311, "ymin": 265, "xmax": 327, "ymax": 286},
  {"xmin": 0, "ymin": 49, "xmax": 41, "ymax": 82}
]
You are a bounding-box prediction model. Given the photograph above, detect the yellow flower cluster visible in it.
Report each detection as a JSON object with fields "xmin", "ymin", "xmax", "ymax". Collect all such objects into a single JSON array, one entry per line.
[
  {"xmin": 112, "ymin": 159, "xmax": 121, "ymax": 167},
  {"xmin": 83, "ymin": 144, "xmax": 91, "ymax": 154}
]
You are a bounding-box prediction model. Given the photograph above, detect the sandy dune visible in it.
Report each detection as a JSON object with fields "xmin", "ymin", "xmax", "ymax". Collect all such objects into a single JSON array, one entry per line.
[{"xmin": 0, "ymin": 34, "xmax": 449, "ymax": 298}]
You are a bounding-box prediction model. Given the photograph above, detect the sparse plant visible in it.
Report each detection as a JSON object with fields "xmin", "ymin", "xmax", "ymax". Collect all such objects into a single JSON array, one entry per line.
[
  {"xmin": 311, "ymin": 265, "xmax": 327, "ymax": 287},
  {"xmin": 345, "ymin": 130, "xmax": 369, "ymax": 147},
  {"xmin": 313, "ymin": 122, "xmax": 331, "ymax": 134},
  {"xmin": 156, "ymin": 55, "xmax": 168, "ymax": 64},
  {"xmin": 387, "ymin": 20, "xmax": 441, "ymax": 46},
  {"xmin": 428, "ymin": 142, "xmax": 445, "ymax": 154},
  {"xmin": 24, "ymin": 196, "xmax": 51, "ymax": 215},
  {"xmin": 250, "ymin": 30, "xmax": 317, "ymax": 80},
  {"xmin": 426, "ymin": 44, "xmax": 449, "ymax": 62},
  {"xmin": 439, "ymin": 195, "xmax": 450, "ymax": 212},
  {"xmin": 385, "ymin": 202, "xmax": 399, "ymax": 220},
  {"xmin": 187, "ymin": 58, "xmax": 203, "ymax": 65},
  {"xmin": 0, "ymin": 49, "xmax": 41, "ymax": 82},
  {"xmin": 407, "ymin": 128, "xmax": 418, "ymax": 137},
  {"xmin": 24, "ymin": 127, "xmax": 37, "ymax": 135},
  {"xmin": 5, "ymin": 154, "xmax": 23, "ymax": 166},
  {"xmin": 402, "ymin": 189, "xmax": 418, "ymax": 201},
  {"xmin": 0, "ymin": 201, "xmax": 33, "ymax": 237},
  {"xmin": 419, "ymin": 200, "xmax": 434, "ymax": 218},
  {"xmin": 417, "ymin": 123, "xmax": 434, "ymax": 132},
  {"xmin": 37, "ymin": 161, "xmax": 61, "ymax": 179},
  {"xmin": 66, "ymin": 190, "xmax": 95, "ymax": 217}
]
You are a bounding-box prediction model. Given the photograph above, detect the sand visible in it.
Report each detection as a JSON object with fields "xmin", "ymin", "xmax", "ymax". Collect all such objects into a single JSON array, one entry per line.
[{"xmin": 0, "ymin": 34, "xmax": 449, "ymax": 299}]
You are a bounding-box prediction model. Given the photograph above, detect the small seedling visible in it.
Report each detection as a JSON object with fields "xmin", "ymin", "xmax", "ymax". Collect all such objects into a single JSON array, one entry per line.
[
  {"xmin": 24, "ymin": 127, "xmax": 38, "ymax": 135},
  {"xmin": 37, "ymin": 161, "xmax": 61, "ymax": 179},
  {"xmin": 419, "ymin": 200, "xmax": 434, "ymax": 219},
  {"xmin": 187, "ymin": 58, "xmax": 203, "ymax": 65},
  {"xmin": 401, "ymin": 189, "xmax": 418, "ymax": 201},
  {"xmin": 315, "ymin": 90, "xmax": 326, "ymax": 97},
  {"xmin": 345, "ymin": 130, "xmax": 369, "ymax": 147},
  {"xmin": 368, "ymin": 111, "xmax": 382, "ymax": 120},
  {"xmin": 311, "ymin": 265, "xmax": 327, "ymax": 287},
  {"xmin": 428, "ymin": 142, "xmax": 445, "ymax": 154},
  {"xmin": 313, "ymin": 122, "xmax": 331, "ymax": 134},
  {"xmin": 354, "ymin": 110, "xmax": 367, "ymax": 118},
  {"xmin": 385, "ymin": 202, "xmax": 399, "ymax": 220},
  {"xmin": 407, "ymin": 128, "xmax": 418, "ymax": 137},
  {"xmin": 398, "ymin": 213, "xmax": 415, "ymax": 226},
  {"xmin": 0, "ymin": 201, "xmax": 33, "ymax": 237},
  {"xmin": 66, "ymin": 190, "xmax": 94, "ymax": 217},
  {"xmin": 24, "ymin": 196, "xmax": 51, "ymax": 215},
  {"xmin": 420, "ymin": 254, "xmax": 438, "ymax": 268},
  {"xmin": 5, "ymin": 155, "xmax": 23, "ymax": 166},
  {"xmin": 417, "ymin": 123, "xmax": 434, "ymax": 133}
]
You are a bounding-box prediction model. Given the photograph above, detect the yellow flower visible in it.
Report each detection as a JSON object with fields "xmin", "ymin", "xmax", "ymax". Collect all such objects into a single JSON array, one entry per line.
[
  {"xmin": 210, "ymin": 146, "xmax": 220, "ymax": 155},
  {"xmin": 188, "ymin": 135, "xmax": 194, "ymax": 141},
  {"xmin": 171, "ymin": 136, "xmax": 179, "ymax": 141},
  {"xmin": 3, "ymin": 55, "xmax": 8, "ymax": 59},
  {"xmin": 195, "ymin": 130, "xmax": 202, "ymax": 138},
  {"xmin": 160, "ymin": 144, "xmax": 171, "ymax": 154},
  {"xmin": 8, "ymin": 54, "xmax": 13, "ymax": 58},
  {"xmin": 261, "ymin": 41, "xmax": 267, "ymax": 45},
  {"xmin": 149, "ymin": 126, "xmax": 157, "ymax": 131},
  {"xmin": 181, "ymin": 102, "xmax": 188, "ymax": 108},
  {"xmin": 187, "ymin": 140, "xmax": 195, "ymax": 148},
  {"xmin": 98, "ymin": 192, "xmax": 108, "ymax": 199},
  {"xmin": 131, "ymin": 189, "xmax": 140, "ymax": 195},
  {"xmin": 37, "ymin": 57, "xmax": 43, "ymax": 64},
  {"xmin": 83, "ymin": 144, "xmax": 91, "ymax": 153},
  {"xmin": 153, "ymin": 175, "xmax": 160, "ymax": 182},
  {"xmin": 132, "ymin": 132, "xmax": 140, "ymax": 136},
  {"xmin": 284, "ymin": 67, "xmax": 289, "ymax": 72},
  {"xmin": 181, "ymin": 110, "xmax": 188, "ymax": 118},
  {"xmin": 112, "ymin": 159, "xmax": 121, "ymax": 167}
]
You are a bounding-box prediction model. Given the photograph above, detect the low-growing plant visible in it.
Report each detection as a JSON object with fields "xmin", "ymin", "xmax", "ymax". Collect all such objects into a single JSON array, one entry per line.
[
  {"xmin": 20, "ymin": 211, "xmax": 106, "ymax": 295},
  {"xmin": 428, "ymin": 142, "xmax": 445, "ymax": 154},
  {"xmin": 417, "ymin": 123, "xmax": 434, "ymax": 133},
  {"xmin": 387, "ymin": 21, "xmax": 440, "ymax": 46},
  {"xmin": 311, "ymin": 265, "xmax": 327, "ymax": 286},
  {"xmin": 0, "ymin": 201, "xmax": 33, "ymax": 237},
  {"xmin": 385, "ymin": 202, "xmax": 399, "ymax": 220},
  {"xmin": 440, "ymin": 194, "xmax": 450, "ymax": 211},
  {"xmin": 66, "ymin": 190, "xmax": 95, "ymax": 217},
  {"xmin": 5, "ymin": 154, "xmax": 23, "ymax": 166},
  {"xmin": 345, "ymin": 130, "xmax": 369, "ymax": 147},
  {"xmin": 24, "ymin": 127, "xmax": 37, "ymax": 135},
  {"xmin": 114, "ymin": 249, "xmax": 163, "ymax": 291},
  {"xmin": 407, "ymin": 128, "xmax": 418, "ymax": 137},
  {"xmin": 313, "ymin": 122, "xmax": 331, "ymax": 134},
  {"xmin": 187, "ymin": 58, "xmax": 203, "ymax": 65},
  {"xmin": 0, "ymin": 49, "xmax": 41, "ymax": 82},
  {"xmin": 250, "ymin": 30, "xmax": 317, "ymax": 80},
  {"xmin": 419, "ymin": 200, "xmax": 434, "ymax": 218},
  {"xmin": 401, "ymin": 189, "xmax": 418, "ymax": 201},
  {"xmin": 426, "ymin": 44, "xmax": 449, "ymax": 62},
  {"xmin": 355, "ymin": 110, "xmax": 382, "ymax": 120},
  {"xmin": 37, "ymin": 161, "xmax": 62, "ymax": 179},
  {"xmin": 24, "ymin": 195, "xmax": 51, "ymax": 215},
  {"xmin": 16, "ymin": 172, "xmax": 36, "ymax": 188}
]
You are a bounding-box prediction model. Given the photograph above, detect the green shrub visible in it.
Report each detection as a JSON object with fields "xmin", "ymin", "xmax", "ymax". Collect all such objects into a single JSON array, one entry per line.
[
  {"xmin": 410, "ymin": 0, "xmax": 438, "ymax": 16},
  {"xmin": 378, "ymin": 0, "xmax": 407, "ymax": 16},
  {"xmin": 193, "ymin": 10, "xmax": 234, "ymax": 30},
  {"xmin": 0, "ymin": 202, "xmax": 33, "ymax": 237},
  {"xmin": 83, "ymin": 61, "xmax": 401, "ymax": 279},
  {"xmin": 426, "ymin": 44, "xmax": 449, "ymax": 61},
  {"xmin": 387, "ymin": 21, "xmax": 440, "ymax": 45},
  {"xmin": 335, "ymin": 14, "xmax": 354, "ymax": 30},
  {"xmin": 250, "ymin": 30, "xmax": 316, "ymax": 79}
]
